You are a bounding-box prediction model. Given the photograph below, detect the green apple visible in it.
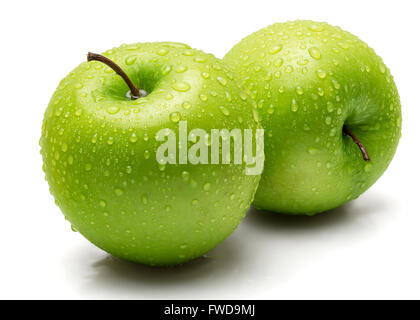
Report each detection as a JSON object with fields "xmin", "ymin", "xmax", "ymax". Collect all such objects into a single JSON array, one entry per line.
[
  {"xmin": 40, "ymin": 42, "xmax": 261, "ymax": 266},
  {"xmin": 224, "ymin": 20, "xmax": 402, "ymax": 215}
]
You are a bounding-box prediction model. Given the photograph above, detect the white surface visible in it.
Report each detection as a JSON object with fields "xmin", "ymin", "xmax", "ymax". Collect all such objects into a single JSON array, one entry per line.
[{"xmin": 0, "ymin": 0, "xmax": 419, "ymax": 299}]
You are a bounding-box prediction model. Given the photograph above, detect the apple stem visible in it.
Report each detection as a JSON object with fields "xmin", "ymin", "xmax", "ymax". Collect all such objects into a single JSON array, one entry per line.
[
  {"xmin": 87, "ymin": 52, "xmax": 145, "ymax": 99},
  {"xmin": 343, "ymin": 126, "xmax": 371, "ymax": 162}
]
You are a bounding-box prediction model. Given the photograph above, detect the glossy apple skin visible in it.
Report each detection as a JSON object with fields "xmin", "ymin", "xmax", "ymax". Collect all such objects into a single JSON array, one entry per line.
[
  {"xmin": 224, "ymin": 21, "xmax": 402, "ymax": 215},
  {"xmin": 40, "ymin": 42, "xmax": 260, "ymax": 266}
]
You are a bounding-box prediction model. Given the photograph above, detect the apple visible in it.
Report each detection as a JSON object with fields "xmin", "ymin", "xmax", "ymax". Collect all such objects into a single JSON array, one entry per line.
[
  {"xmin": 224, "ymin": 20, "xmax": 402, "ymax": 215},
  {"xmin": 40, "ymin": 42, "xmax": 261, "ymax": 266}
]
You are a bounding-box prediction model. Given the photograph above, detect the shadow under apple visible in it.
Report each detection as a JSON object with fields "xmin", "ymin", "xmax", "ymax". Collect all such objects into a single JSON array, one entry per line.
[{"xmin": 76, "ymin": 191, "xmax": 396, "ymax": 298}]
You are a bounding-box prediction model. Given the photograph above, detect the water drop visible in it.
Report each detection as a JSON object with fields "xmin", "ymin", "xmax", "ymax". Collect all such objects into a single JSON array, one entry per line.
[
  {"xmin": 325, "ymin": 116, "xmax": 332, "ymax": 125},
  {"xmin": 182, "ymin": 101, "xmax": 192, "ymax": 110},
  {"xmin": 182, "ymin": 171, "xmax": 190, "ymax": 181},
  {"xmin": 171, "ymin": 81, "xmax": 191, "ymax": 92},
  {"xmin": 219, "ymin": 106, "xmax": 230, "ymax": 116},
  {"xmin": 291, "ymin": 99, "xmax": 299, "ymax": 112},
  {"xmin": 308, "ymin": 147, "xmax": 319, "ymax": 155},
  {"xmin": 125, "ymin": 56, "xmax": 136, "ymax": 65},
  {"xmin": 269, "ymin": 45, "xmax": 283, "ymax": 54},
  {"xmin": 296, "ymin": 86, "xmax": 304, "ymax": 95},
  {"xmin": 327, "ymin": 102, "xmax": 334, "ymax": 112},
  {"xmin": 193, "ymin": 57, "xmax": 206, "ymax": 63},
  {"xmin": 308, "ymin": 47, "xmax": 321, "ymax": 59},
  {"xmin": 106, "ymin": 106, "xmax": 120, "ymax": 114},
  {"xmin": 175, "ymin": 66, "xmax": 188, "ymax": 73},
  {"xmin": 114, "ymin": 188, "xmax": 124, "ymax": 196},
  {"xmin": 285, "ymin": 65, "xmax": 294, "ymax": 73},
  {"xmin": 308, "ymin": 24, "xmax": 324, "ymax": 32},
  {"xmin": 141, "ymin": 194, "xmax": 148, "ymax": 204},
  {"xmin": 364, "ymin": 163, "xmax": 372, "ymax": 172},
  {"xmin": 274, "ymin": 58, "xmax": 284, "ymax": 67},
  {"xmin": 129, "ymin": 133, "xmax": 138, "ymax": 143},
  {"xmin": 317, "ymin": 69, "xmax": 327, "ymax": 79},
  {"xmin": 216, "ymin": 76, "xmax": 227, "ymax": 86},
  {"xmin": 170, "ymin": 112, "xmax": 181, "ymax": 123},
  {"xmin": 332, "ymin": 79, "xmax": 341, "ymax": 90},
  {"xmin": 161, "ymin": 65, "xmax": 172, "ymax": 75},
  {"xmin": 157, "ymin": 48, "xmax": 168, "ymax": 56}
]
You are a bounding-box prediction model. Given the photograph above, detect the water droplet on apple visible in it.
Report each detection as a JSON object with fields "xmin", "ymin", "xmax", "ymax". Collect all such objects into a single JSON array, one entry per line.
[
  {"xmin": 129, "ymin": 133, "xmax": 138, "ymax": 143},
  {"xmin": 308, "ymin": 147, "xmax": 319, "ymax": 155},
  {"xmin": 85, "ymin": 163, "xmax": 92, "ymax": 171},
  {"xmin": 193, "ymin": 57, "xmax": 206, "ymax": 63},
  {"xmin": 125, "ymin": 55, "xmax": 136, "ymax": 65},
  {"xmin": 203, "ymin": 182, "xmax": 211, "ymax": 191},
  {"xmin": 269, "ymin": 45, "xmax": 283, "ymax": 54},
  {"xmin": 144, "ymin": 150, "xmax": 150, "ymax": 159},
  {"xmin": 106, "ymin": 106, "xmax": 120, "ymax": 114},
  {"xmin": 181, "ymin": 171, "xmax": 190, "ymax": 181},
  {"xmin": 291, "ymin": 99, "xmax": 299, "ymax": 112},
  {"xmin": 308, "ymin": 47, "xmax": 321, "ymax": 59},
  {"xmin": 157, "ymin": 48, "xmax": 169, "ymax": 56},
  {"xmin": 141, "ymin": 194, "xmax": 148, "ymax": 204},
  {"xmin": 175, "ymin": 66, "xmax": 188, "ymax": 73},
  {"xmin": 219, "ymin": 106, "xmax": 230, "ymax": 116},
  {"xmin": 285, "ymin": 65, "xmax": 294, "ymax": 73},
  {"xmin": 182, "ymin": 49, "xmax": 195, "ymax": 56},
  {"xmin": 317, "ymin": 69, "xmax": 327, "ymax": 79},
  {"xmin": 216, "ymin": 76, "xmax": 227, "ymax": 86},
  {"xmin": 325, "ymin": 116, "xmax": 332, "ymax": 125},
  {"xmin": 161, "ymin": 65, "xmax": 172, "ymax": 75},
  {"xmin": 99, "ymin": 200, "xmax": 106, "ymax": 207},
  {"xmin": 114, "ymin": 188, "xmax": 124, "ymax": 196},
  {"xmin": 364, "ymin": 163, "xmax": 372, "ymax": 172},
  {"xmin": 171, "ymin": 81, "xmax": 191, "ymax": 92},
  {"xmin": 308, "ymin": 24, "xmax": 325, "ymax": 32},
  {"xmin": 379, "ymin": 63, "xmax": 386, "ymax": 74},
  {"xmin": 327, "ymin": 102, "xmax": 334, "ymax": 112},
  {"xmin": 170, "ymin": 112, "xmax": 181, "ymax": 123},
  {"xmin": 296, "ymin": 86, "xmax": 304, "ymax": 95},
  {"xmin": 182, "ymin": 101, "xmax": 192, "ymax": 110},
  {"xmin": 332, "ymin": 79, "xmax": 341, "ymax": 90},
  {"xmin": 91, "ymin": 134, "xmax": 98, "ymax": 144},
  {"xmin": 274, "ymin": 58, "xmax": 284, "ymax": 67}
]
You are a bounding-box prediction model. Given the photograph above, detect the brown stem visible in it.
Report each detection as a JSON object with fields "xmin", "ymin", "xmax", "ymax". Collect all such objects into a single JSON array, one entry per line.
[
  {"xmin": 343, "ymin": 125, "xmax": 371, "ymax": 162},
  {"xmin": 87, "ymin": 52, "xmax": 144, "ymax": 99}
]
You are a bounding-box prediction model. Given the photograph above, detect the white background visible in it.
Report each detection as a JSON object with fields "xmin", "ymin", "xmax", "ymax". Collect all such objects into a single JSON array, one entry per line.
[{"xmin": 0, "ymin": 0, "xmax": 419, "ymax": 299}]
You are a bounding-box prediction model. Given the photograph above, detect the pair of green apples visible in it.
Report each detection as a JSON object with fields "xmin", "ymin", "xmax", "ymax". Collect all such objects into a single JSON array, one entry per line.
[{"xmin": 40, "ymin": 20, "xmax": 401, "ymax": 266}]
